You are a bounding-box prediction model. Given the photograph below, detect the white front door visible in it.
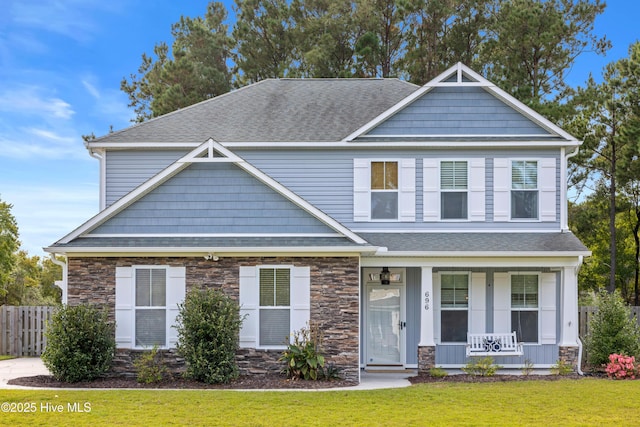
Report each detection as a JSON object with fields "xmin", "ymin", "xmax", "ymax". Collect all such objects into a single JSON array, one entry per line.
[{"xmin": 364, "ymin": 268, "xmax": 406, "ymax": 366}]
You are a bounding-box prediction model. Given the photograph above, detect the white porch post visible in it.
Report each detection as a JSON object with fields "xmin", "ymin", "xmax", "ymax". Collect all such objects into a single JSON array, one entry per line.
[
  {"xmin": 419, "ymin": 266, "xmax": 435, "ymax": 347},
  {"xmin": 560, "ymin": 266, "xmax": 579, "ymax": 346}
]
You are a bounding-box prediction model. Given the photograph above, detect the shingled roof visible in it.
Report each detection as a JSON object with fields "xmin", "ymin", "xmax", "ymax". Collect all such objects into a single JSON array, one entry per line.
[{"xmin": 96, "ymin": 78, "xmax": 419, "ymax": 144}]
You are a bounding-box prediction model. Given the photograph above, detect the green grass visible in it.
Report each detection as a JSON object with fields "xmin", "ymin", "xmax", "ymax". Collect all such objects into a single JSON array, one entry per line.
[
  {"xmin": 2, "ymin": 379, "xmax": 639, "ymax": 426},
  {"xmin": 0, "ymin": 355, "xmax": 15, "ymax": 361}
]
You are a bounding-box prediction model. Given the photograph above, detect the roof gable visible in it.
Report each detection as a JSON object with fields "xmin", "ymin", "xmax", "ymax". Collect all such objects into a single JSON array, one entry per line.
[{"xmin": 344, "ymin": 63, "xmax": 579, "ymax": 144}]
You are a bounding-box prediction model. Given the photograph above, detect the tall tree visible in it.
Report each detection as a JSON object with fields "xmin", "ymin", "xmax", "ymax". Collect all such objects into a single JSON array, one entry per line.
[
  {"xmin": 121, "ymin": 2, "xmax": 233, "ymax": 122},
  {"xmin": 570, "ymin": 43, "xmax": 640, "ymax": 293},
  {"xmin": 0, "ymin": 197, "xmax": 20, "ymax": 305},
  {"xmin": 482, "ymin": 0, "xmax": 609, "ymax": 110},
  {"xmin": 233, "ymin": 0, "xmax": 296, "ymax": 83}
]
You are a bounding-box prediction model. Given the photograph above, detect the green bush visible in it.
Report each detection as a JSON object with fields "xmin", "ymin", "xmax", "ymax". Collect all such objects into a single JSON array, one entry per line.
[
  {"xmin": 175, "ymin": 288, "xmax": 243, "ymax": 384},
  {"xmin": 462, "ymin": 356, "xmax": 502, "ymax": 376},
  {"xmin": 280, "ymin": 323, "xmax": 325, "ymax": 380},
  {"xmin": 42, "ymin": 304, "xmax": 115, "ymax": 382},
  {"xmin": 134, "ymin": 345, "xmax": 166, "ymax": 384},
  {"xmin": 585, "ymin": 290, "xmax": 640, "ymax": 369},
  {"xmin": 550, "ymin": 359, "xmax": 574, "ymax": 375},
  {"xmin": 428, "ymin": 367, "xmax": 448, "ymax": 378}
]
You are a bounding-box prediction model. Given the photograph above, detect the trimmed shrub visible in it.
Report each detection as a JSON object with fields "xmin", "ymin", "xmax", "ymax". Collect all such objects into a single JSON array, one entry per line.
[
  {"xmin": 605, "ymin": 353, "xmax": 637, "ymax": 379},
  {"xmin": 175, "ymin": 288, "xmax": 243, "ymax": 384},
  {"xmin": 585, "ymin": 290, "xmax": 640, "ymax": 369},
  {"xmin": 462, "ymin": 357, "xmax": 502, "ymax": 376},
  {"xmin": 42, "ymin": 304, "xmax": 115, "ymax": 382}
]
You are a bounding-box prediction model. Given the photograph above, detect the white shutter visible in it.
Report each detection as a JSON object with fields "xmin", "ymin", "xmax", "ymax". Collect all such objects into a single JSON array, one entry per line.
[
  {"xmin": 239, "ymin": 266, "xmax": 258, "ymax": 348},
  {"xmin": 115, "ymin": 267, "xmax": 134, "ymax": 349},
  {"xmin": 423, "ymin": 158, "xmax": 440, "ymax": 221},
  {"xmin": 353, "ymin": 159, "xmax": 370, "ymax": 221},
  {"xmin": 469, "ymin": 272, "xmax": 486, "ymax": 333},
  {"xmin": 493, "ymin": 273, "xmax": 510, "ymax": 333},
  {"xmin": 399, "ymin": 158, "xmax": 416, "ymax": 221},
  {"xmin": 540, "ymin": 273, "xmax": 557, "ymax": 344},
  {"xmin": 539, "ymin": 158, "xmax": 557, "ymax": 222},
  {"xmin": 469, "ymin": 158, "xmax": 486, "ymax": 221},
  {"xmin": 290, "ymin": 266, "xmax": 311, "ymax": 337},
  {"xmin": 493, "ymin": 158, "xmax": 510, "ymax": 221},
  {"xmin": 166, "ymin": 266, "xmax": 186, "ymax": 348}
]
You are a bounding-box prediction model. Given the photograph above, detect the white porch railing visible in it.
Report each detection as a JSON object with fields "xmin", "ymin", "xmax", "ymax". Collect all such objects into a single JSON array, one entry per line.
[{"xmin": 466, "ymin": 332, "xmax": 524, "ymax": 357}]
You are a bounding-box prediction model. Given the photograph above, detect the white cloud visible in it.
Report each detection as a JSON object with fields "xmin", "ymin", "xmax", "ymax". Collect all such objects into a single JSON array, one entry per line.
[
  {"xmin": 0, "ymin": 86, "xmax": 75, "ymax": 120},
  {"xmin": 82, "ymin": 80, "xmax": 101, "ymax": 100}
]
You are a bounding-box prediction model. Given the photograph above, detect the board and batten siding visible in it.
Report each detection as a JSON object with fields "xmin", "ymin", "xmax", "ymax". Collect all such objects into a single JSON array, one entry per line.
[
  {"xmin": 93, "ymin": 162, "xmax": 336, "ymax": 234},
  {"xmin": 241, "ymin": 148, "xmax": 560, "ymax": 231},
  {"xmin": 367, "ymin": 86, "xmax": 551, "ymax": 136},
  {"xmin": 105, "ymin": 150, "xmax": 188, "ymax": 207}
]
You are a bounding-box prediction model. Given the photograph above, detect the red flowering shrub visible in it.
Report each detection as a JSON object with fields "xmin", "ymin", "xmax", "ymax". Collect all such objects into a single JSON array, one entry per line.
[{"xmin": 605, "ymin": 354, "xmax": 637, "ymax": 379}]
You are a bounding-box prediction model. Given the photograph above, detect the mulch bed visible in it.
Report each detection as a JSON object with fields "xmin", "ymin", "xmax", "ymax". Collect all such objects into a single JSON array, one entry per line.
[
  {"xmin": 409, "ymin": 373, "xmax": 590, "ymax": 384},
  {"xmin": 8, "ymin": 374, "xmax": 357, "ymax": 389}
]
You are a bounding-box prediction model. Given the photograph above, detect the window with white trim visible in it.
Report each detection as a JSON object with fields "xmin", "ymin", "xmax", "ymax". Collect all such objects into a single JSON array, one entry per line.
[
  {"xmin": 511, "ymin": 160, "xmax": 538, "ymax": 219},
  {"xmin": 371, "ymin": 161, "xmax": 398, "ymax": 220},
  {"xmin": 259, "ymin": 267, "xmax": 291, "ymax": 346},
  {"xmin": 135, "ymin": 268, "xmax": 167, "ymax": 347},
  {"xmin": 441, "ymin": 161, "xmax": 468, "ymax": 219},
  {"xmin": 511, "ymin": 274, "xmax": 539, "ymax": 343},
  {"xmin": 440, "ymin": 273, "xmax": 469, "ymax": 342}
]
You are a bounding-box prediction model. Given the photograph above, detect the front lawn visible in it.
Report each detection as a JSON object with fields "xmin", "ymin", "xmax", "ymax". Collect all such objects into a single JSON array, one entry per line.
[{"xmin": 2, "ymin": 379, "xmax": 638, "ymax": 426}]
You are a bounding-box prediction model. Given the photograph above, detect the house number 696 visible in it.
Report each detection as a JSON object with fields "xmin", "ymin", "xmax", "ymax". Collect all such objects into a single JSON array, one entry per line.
[{"xmin": 424, "ymin": 291, "xmax": 430, "ymax": 310}]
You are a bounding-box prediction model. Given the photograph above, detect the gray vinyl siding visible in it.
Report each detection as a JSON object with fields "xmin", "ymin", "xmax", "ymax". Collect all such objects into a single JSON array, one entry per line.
[
  {"xmin": 367, "ymin": 86, "xmax": 551, "ymax": 136},
  {"xmin": 405, "ymin": 267, "xmax": 421, "ymax": 365},
  {"xmin": 105, "ymin": 150, "xmax": 188, "ymax": 207},
  {"xmin": 93, "ymin": 162, "xmax": 335, "ymax": 234},
  {"xmin": 241, "ymin": 148, "xmax": 561, "ymax": 230}
]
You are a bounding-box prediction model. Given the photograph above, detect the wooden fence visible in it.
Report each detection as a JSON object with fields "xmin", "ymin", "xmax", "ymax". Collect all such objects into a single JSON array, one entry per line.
[
  {"xmin": 578, "ymin": 306, "xmax": 640, "ymax": 338},
  {"xmin": 0, "ymin": 306, "xmax": 55, "ymax": 357}
]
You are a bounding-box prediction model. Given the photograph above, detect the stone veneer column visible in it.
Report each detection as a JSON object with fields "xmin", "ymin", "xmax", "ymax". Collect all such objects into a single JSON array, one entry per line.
[{"xmin": 418, "ymin": 266, "xmax": 436, "ymax": 373}]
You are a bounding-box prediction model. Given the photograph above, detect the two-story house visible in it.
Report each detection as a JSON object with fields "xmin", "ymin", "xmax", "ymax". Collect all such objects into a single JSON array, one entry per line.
[{"xmin": 46, "ymin": 63, "xmax": 590, "ymax": 382}]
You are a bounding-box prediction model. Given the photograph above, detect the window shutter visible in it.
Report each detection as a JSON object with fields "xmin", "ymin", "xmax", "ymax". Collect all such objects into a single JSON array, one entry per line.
[
  {"xmin": 166, "ymin": 267, "xmax": 185, "ymax": 348},
  {"xmin": 239, "ymin": 266, "xmax": 258, "ymax": 348},
  {"xmin": 469, "ymin": 158, "xmax": 486, "ymax": 221},
  {"xmin": 469, "ymin": 272, "xmax": 486, "ymax": 333},
  {"xmin": 423, "ymin": 158, "xmax": 440, "ymax": 221},
  {"xmin": 290, "ymin": 266, "xmax": 311, "ymax": 337},
  {"xmin": 540, "ymin": 273, "xmax": 557, "ymax": 344},
  {"xmin": 493, "ymin": 273, "xmax": 510, "ymax": 333},
  {"xmin": 353, "ymin": 159, "xmax": 370, "ymax": 221},
  {"xmin": 539, "ymin": 158, "xmax": 557, "ymax": 222},
  {"xmin": 115, "ymin": 267, "xmax": 134, "ymax": 349},
  {"xmin": 493, "ymin": 158, "xmax": 510, "ymax": 221},
  {"xmin": 399, "ymin": 158, "xmax": 416, "ymax": 222}
]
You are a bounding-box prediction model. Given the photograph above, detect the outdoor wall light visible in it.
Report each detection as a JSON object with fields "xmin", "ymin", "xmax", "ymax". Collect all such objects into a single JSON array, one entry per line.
[
  {"xmin": 204, "ymin": 253, "xmax": 219, "ymax": 261},
  {"xmin": 380, "ymin": 267, "xmax": 391, "ymax": 285}
]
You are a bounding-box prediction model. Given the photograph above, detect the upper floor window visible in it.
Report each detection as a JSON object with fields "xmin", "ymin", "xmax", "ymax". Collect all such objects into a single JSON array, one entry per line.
[
  {"xmin": 371, "ymin": 161, "xmax": 398, "ymax": 220},
  {"xmin": 441, "ymin": 161, "xmax": 468, "ymax": 220},
  {"xmin": 511, "ymin": 160, "xmax": 538, "ymax": 219}
]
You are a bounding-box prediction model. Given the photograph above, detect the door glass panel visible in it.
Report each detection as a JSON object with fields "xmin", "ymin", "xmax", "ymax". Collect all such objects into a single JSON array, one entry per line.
[{"xmin": 367, "ymin": 287, "xmax": 401, "ymax": 364}]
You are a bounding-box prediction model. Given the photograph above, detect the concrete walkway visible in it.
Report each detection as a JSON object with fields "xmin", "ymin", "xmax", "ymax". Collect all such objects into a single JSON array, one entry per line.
[{"xmin": 0, "ymin": 357, "xmax": 414, "ymax": 390}]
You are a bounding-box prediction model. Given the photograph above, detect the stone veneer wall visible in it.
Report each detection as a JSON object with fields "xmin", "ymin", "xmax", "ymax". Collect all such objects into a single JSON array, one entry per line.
[
  {"xmin": 67, "ymin": 256, "xmax": 360, "ymax": 382},
  {"xmin": 417, "ymin": 346, "xmax": 435, "ymax": 374},
  {"xmin": 558, "ymin": 346, "xmax": 579, "ymax": 372}
]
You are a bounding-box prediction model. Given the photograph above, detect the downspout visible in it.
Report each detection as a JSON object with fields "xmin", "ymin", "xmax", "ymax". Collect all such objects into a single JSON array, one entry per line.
[
  {"xmin": 50, "ymin": 254, "xmax": 68, "ymax": 304},
  {"xmin": 575, "ymin": 255, "xmax": 584, "ymax": 375},
  {"xmin": 562, "ymin": 146, "xmax": 580, "ymax": 231}
]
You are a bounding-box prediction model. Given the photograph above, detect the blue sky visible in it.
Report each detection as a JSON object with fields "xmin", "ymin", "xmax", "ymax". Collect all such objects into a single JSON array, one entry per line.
[{"xmin": 0, "ymin": 0, "xmax": 638, "ymax": 257}]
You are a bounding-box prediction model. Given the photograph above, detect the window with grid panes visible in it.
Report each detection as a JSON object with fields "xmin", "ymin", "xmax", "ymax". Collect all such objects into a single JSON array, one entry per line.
[
  {"xmin": 511, "ymin": 274, "xmax": 539, "ymax": 343},
  {"xmin": 135, "ymin": 268, "xmax": 167, "ymax": 347},
  {"xmin": 370, "ymin": 161, "xmax": 398, "ymax": 220},
  {"xmin": 259, "ymin": 268, "xmax": 291, "ymax": 346},
  {"xmin": 511, "ymin": 160, "xmax": 538, "ymax": 219},
  {"xmin": 440, "ymin": 274, "xmax": 469, "ymax": 342},
  {"xmin": 441, "ymin": 161, "xmax": 468, "ymax": 219}
]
